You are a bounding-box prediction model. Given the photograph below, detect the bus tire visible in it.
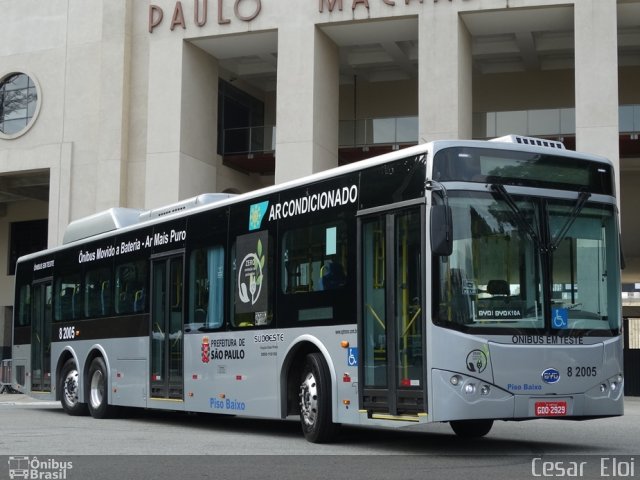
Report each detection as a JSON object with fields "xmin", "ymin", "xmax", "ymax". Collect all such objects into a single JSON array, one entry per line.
[
  {"xmin": 87, "ymin": 357, "xmax": 117, "ymax": 419},
  {"xmin": 299, "ymin": 352, "xmax": 338, "ymax": 443},
  {"xmin": 59, "ymin": 359, "xmax": 88, "ymax": 416},
  {"xmin": 450, "ymin": 419, "xmax": 494, "ymax": 438}
]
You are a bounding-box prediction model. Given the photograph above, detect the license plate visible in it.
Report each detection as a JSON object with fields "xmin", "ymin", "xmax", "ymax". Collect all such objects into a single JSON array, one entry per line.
[{"xmin": 535, "ymin": 401, "xmax": 567, "ymax": 417}]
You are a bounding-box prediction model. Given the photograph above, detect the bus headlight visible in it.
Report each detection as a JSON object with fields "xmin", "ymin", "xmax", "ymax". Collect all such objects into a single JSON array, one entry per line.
[
  {"xmin": 606, "ymin": 373, "xmax": 623, "ymax": 394},
  {"xmin": 447, "ymin": 373, "xmax": 493, "ymax": 398}
]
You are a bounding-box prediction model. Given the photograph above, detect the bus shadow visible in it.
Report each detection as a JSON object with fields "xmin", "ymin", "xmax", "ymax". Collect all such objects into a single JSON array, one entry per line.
[{"xmin": 57, "ymin": 406, "xmax": 604, "ymax": 455}]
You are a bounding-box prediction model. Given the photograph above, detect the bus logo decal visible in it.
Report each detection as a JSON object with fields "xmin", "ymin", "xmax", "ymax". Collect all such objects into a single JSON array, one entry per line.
[
  {"xmin": 542, "ymin": 368, "xmax": 560, "ymax": 384},
  {"xmin": 201, "ymin": 336, "xmax": 210, "ymax": 364},
  {"xmin": 236, "ymin": 232, "xmax": 268, "ymax": 313},
  {"xmin": 238, "ymin": 253, "xmax": 264, "ymax": 306},
  {"xmin": 466, "ymin": 349, "xmax": 488, "ymax": 373},
  {"xmin": 347, "ymin": 347, "xmax": 358, "ymax": 366},
  {"xmin": 248, "ymin": 201, "xmax": 269, "ymax": 231},
  {"xmin": 552, "ymin": 308, "xmax": 569, "ymax": 329}
]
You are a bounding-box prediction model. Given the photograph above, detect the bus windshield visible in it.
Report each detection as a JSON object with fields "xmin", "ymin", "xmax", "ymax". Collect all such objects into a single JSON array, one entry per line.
[{"xmin": 433, "ymin": 191, "xmax": 621, "ymax": 335}]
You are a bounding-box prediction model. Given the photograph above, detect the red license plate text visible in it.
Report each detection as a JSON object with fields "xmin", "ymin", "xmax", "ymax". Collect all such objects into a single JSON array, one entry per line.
[{"xmin": 535, "ymin": 401, "xmax": 567, "ymax": 417}]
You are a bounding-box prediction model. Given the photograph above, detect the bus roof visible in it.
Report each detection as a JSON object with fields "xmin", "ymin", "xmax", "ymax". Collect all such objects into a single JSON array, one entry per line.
[{"xmin": 17, "ymin": 136, "xmax": 613, "ymax": 264}]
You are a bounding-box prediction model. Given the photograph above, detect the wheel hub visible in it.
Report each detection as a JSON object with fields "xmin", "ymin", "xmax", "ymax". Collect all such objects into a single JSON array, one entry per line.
[
  {"xmin": 63, "ymin": 370, "xmax": 79, "ymax": 407},
  {"xmin": 90, "ymin": 369, "xmax": 104, "ymax": 410},
  {"xmin": 300, "ymin": 372, "xmax": 318, "ymax": 427}
]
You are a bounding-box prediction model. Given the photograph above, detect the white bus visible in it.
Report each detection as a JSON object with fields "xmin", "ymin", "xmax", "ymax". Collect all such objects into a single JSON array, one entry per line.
[{"xmin": 11, "ymin": 135, "xmax": 623, "ymax": 442}]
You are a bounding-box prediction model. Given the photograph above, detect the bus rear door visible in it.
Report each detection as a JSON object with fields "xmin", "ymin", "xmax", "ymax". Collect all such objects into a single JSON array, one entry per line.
[
  {"xmin": 30, "ymin": 280, "xmax": 52, "ymax": 392},
  {"xmin": 359, "ymin": 207, "xmax": 425, "ymax": 417},
  {"xmin": 150, "ymin": 254, "xmax": 184, "ymax": 400}
]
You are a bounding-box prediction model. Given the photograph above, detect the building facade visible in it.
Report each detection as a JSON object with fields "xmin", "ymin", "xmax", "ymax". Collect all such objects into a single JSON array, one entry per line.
[{"xmin": 1, "ymin": 0, "xmax": 640, "ymax": 357}]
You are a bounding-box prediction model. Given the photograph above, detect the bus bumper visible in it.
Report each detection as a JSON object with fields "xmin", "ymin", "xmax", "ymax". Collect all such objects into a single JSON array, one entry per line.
[{"xmin": 431, "ymin": 369, "xmax": 624, "ymax": 422}]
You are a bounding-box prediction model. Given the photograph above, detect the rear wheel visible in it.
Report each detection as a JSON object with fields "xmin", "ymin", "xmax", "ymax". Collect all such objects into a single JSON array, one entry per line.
[
  {"xmin": 59, "ymin": 359, "xmax": 88, "ymax": 416},
  {"xmin": 299, "ymin": 353, "xmax": 338, "ymax": 443},
  {"xmin": 87, "ymin": 357, "xmax": 117, "ymax": 419},
  {"xmin": 450, "ymin": 419, "xmax": 494, "ymax": 438}
]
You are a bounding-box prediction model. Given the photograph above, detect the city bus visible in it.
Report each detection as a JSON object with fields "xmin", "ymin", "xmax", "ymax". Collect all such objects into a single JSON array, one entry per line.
[{"xmin": 11, "ymin": 135, "xmax": 623, "ymax": 442}]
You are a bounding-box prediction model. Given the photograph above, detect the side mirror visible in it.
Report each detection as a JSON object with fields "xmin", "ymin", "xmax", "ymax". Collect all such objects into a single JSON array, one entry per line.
[{"xmin": 431, "ymin": 205, "xmax": 452, "ymax": 256}]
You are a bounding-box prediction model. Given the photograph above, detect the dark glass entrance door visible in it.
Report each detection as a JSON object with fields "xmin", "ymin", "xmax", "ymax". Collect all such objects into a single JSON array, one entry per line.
[
  {"xmin": 150, "ymin": 256, "xmax": 184, "ymax": 399},
  {"xmin": 361, "ymin": 208, "xmax": 425, "ymax": 415},
  {"xmin": 31, "ymin": 281, "xmax": 52, "ymax": 392}
]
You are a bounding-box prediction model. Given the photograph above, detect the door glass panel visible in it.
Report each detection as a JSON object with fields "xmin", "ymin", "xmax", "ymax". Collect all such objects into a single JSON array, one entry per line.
[
  {"xmin": 31, "ymin": 282, "xmax": 52, "ymax": 391},
  {"xmin": 168, "ymin": 257, "xmax": 183, "ymax": 392},
  {"xmin": 151, "ymin": 256, "xmax": 184, "ymax": 399},
  {"xmin": 151, "ymin": 261, "xmax": 167, "ymax": 391},
  {"xmin": 395, "ymin": 211, "xmax": 422, "ymax": 388},
  {"xmin": 361, "ymin": 208, "xmax": 426, "ymax": 414},
  {"xmin": 31, "ymin": 285, "xmax": 42, "ymax": 390},
  {"xmin": 43, "ymin": 283, "xmax": 52, "ymax": 390},
  {"xmin": 362, "ymin": 217, "xmax": 387, "ymax": 388}
]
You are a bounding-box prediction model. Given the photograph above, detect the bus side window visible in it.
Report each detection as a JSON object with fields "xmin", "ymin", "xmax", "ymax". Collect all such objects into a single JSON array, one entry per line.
[
  {"xmin": 188, "ymin": 246, "xmax": 224, "ymax": 331},
  {"xmin": 320, "ymin": 260, "xmax": 346, "ymax": 290},
  {"xmin": 115, "ymin": 260, "xmax": 148, "ymax": 314},
  {"xmin": 101, "ymin": 280, "xmax": 113, "ymax": 315},
  {"xmin": 85, "ymin": 267, "xmax": 112, "ymax": 317},
  {"xmin": 281, "ymin": 222, "xmax": 348, "ymax": 294},
  {"xmin": 55, "ymin": 274, "xmax": 83, "ymax": 321},
  {"xmin": 17, "ymin": 284, "xmax": 31, "ymax": 326}
]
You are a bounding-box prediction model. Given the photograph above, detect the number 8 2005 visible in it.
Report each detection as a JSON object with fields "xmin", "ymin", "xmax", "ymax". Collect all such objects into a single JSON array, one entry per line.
[
  {"xmin": 567, "ymin": 366, "xmax": 597, "ymax": 377},
  {"xmin": 58, "ymin": 326, "xmax": 76, "ymax": 340}
]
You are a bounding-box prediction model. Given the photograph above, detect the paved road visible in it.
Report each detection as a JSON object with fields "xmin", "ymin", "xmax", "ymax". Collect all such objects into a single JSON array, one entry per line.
[{"xmin": 1, "ymin": 394, "xmax": 639, "ymax": 479}]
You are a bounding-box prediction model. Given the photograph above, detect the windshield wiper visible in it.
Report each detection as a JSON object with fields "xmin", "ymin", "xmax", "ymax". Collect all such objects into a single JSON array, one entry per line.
[
  {"xmin": 490, "ymin": 184, "xmax": 545, "ymax": 252},
  {"xmin": 548, "ymin": 190, "xmax": 591, "ymax": 251}
]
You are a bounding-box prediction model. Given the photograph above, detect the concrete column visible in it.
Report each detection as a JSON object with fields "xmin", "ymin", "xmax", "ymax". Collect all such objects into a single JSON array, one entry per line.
[
  {"xmin": 275, "ymin": 25, "xmax": 339, "ymax": 184},
  {"xmin": 50, "ymin": 143, "xmax": 73, "ymax": 246},
  {"xmin": 145, "ymin": 34, "xmax": 184, "ymax": 208},
  {"xmin": 574, "ymin": 0, "xmax": 619, "ymax": 195},
  {"xmin": 96, "ymin": 0, "xmax": 132, "ymax": 211},
  {"xmin": 419, "ymin": 8, "xmax": 472, "ymax": 142},
  {"xmin": 178, "ymin": 43, "xmax": 220, "ymax": 198},
  {"xmin": 146, "ymin": 40, "xmax": 220, "ymax": 208}
]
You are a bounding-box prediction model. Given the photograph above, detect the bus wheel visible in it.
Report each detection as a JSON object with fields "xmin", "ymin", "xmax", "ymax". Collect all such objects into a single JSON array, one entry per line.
[
  {"xmin": 87, "ymin": 357, "xmax": 117, "ymax": 419},
  {"xmin": 450, "ymin": 419, "xmax": 494, "ymax": 438},
  {"xmin": 299, "ymin": 353, "xmax": 338, "ymax": 443},
  {"xmin": 60, "ymin": 359, "xmax": 88, "ymax": 416}
]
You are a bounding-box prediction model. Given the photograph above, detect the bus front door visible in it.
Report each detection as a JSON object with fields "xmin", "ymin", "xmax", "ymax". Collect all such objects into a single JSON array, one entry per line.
[
  {"xmin": 31, "ymin": 280, "xmax": 52, "ymax": 392},
  {"xmin": 360, "ymin": 208, "xmax": 425, "ymax": 416},
  {"xmin": 150, "ymin": 255, "xmax": 184, "ymax": 400}
]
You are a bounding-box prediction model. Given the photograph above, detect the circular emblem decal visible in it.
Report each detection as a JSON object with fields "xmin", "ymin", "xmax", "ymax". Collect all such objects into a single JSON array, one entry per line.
[
  {"xmin": 542, "ymin": 368, "xmax": 560, "ymax": 384},
  {"xmin": 237, "ymin": 252, "xmax": 263, "ymax": 306},
  {"xmin": 466, "ymin": 349, "xmax": 488, "ymax": 373}
]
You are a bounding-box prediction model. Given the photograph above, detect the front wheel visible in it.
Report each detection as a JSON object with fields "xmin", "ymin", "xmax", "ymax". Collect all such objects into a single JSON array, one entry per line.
[
  {"xmin": 59, "ymin": 359, "xmax": 88, "ymax": 416},
  {"xmin": 450, "ymin": 419, "xmax": 494, "ymax": 438},
  {"xmin": 299, "ymin": 353, "xmax": 338, "ymax": 443},
  {"xmin": 87, "ymin": 357, "xmax": 117, "ymax": 419}
]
